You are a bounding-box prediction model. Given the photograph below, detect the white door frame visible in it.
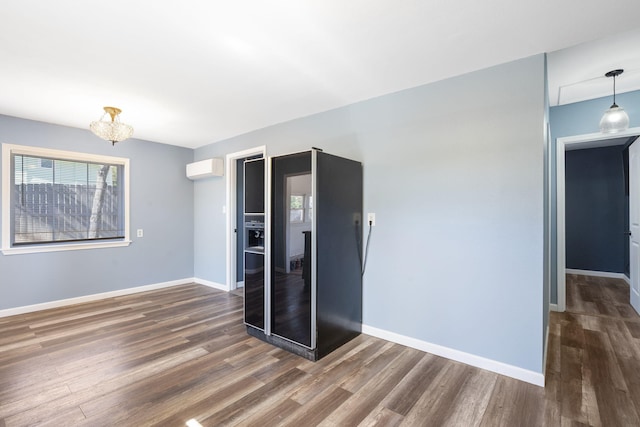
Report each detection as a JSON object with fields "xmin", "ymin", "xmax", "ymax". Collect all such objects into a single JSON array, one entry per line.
[
  {"xmin": 226, "ymin": 146, "xmax": 266, "ymax": 291},
  {"xmin": 629, "ymin": 140, "xmax": 640, "ymax": 314},
  {"xmin": 556, "ymin": 128, "xmax": 640, "ymax": 312}
]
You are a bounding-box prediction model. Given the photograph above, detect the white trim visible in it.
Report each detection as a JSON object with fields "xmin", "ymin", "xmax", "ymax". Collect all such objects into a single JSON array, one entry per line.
[
  {"xmin": 362, "ymin": 324, "xmax": 545, "ymax": 387},
  {"xmin": 2, "ymin": 143, "xmax": 131, "ymax": 255},
  {"xmin": 550, "ymin": 303, "xmax": 559, "ymax": 312},
  {"xmin": 0, "ymin": 278, "xmax": 193, "ymax": 318},
  {"xmin": 2, "ymin": 239, "xmax": 131, "ymax": 255},
  {"xmin": 3, "ymin": 143, "xmax": 129, "ymax": 164},
  {"xmin": 566, "ymin": 268, "xmax": 626, "ymax": 279},
  {"xmin": 225, "ymin": 146, "xmax": 266, "ymax": 292},
  {"xmin": 556, "ymin": 127, "xmax": 640, "ymax": 313},
  {"xmin": 556, "ymin": 139, "xmax": 567, "ymax": 312},
  {"xmin": 193, "ymin": 278, "xmax": 229, "ymax": 292},
  {"xmin": 566, "ymin": 268, "xmax": 629, "ymax": 281}
]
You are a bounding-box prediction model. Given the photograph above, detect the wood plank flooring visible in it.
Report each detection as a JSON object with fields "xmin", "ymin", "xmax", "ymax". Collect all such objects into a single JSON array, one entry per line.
[
  {"xmin": 0, "ymin": 276, "xmax": 638, "ymax": 426},
  {"xmin": 545, "ymin": 274, "xmax": 640, "ymax": 426}
]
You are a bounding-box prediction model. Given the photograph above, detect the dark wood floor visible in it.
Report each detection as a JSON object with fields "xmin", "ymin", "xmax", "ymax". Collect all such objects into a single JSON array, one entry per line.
[
  {"xmin": 546, "ymin": 274, "xmax": 640, "ymax": 426},
  {"xmin": 0, "ymin": 276, "xmax": 638, "ymax": 426}
]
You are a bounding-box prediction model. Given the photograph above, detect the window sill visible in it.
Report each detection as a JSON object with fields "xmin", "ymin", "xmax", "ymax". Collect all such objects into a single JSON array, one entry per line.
[{"xmin": 1, "ymin": 240, "xmax": 132, "ymax": 255}]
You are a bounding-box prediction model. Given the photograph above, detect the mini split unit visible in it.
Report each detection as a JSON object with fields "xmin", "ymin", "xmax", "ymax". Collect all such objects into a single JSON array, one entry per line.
[{"xmin": 186, "ymin": 158, "xmax": 224, "ymax": 180}]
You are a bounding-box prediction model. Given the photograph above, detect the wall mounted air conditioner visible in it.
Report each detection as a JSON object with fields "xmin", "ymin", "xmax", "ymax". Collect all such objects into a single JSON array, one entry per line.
[{"xmin": 186, "ymin": 158, "xmax": 224, "ymax": 180}]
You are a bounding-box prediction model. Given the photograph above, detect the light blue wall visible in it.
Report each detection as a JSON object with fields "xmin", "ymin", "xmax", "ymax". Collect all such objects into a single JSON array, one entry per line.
[
  {"xmin": 549, "ymin": 89, "xmax": 640, "ymax": 304},
  {"xmin": 0, "ymin": 115, "xmax": 194, "ymax": 309},
  {"xmin": 195, "ymin": 54, "xmax": 547, "ymax": 372}
]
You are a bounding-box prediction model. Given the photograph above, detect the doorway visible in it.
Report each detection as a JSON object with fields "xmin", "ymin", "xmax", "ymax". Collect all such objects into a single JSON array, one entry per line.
[
  {"xmin": 556, "ymin": 129, "xmax": 640, "ymax": 312},
  {"xmin": 225, "ymin": 146, "xmax": 266, "ymax": 291}
]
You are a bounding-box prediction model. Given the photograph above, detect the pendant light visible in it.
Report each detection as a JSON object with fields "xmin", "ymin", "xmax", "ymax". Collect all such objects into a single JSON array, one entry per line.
[
  {"xmin": 90, "ymin": 106, "xmax": 134, "ymax": 145},
  {"xmin": 599, "ymin": 69, "xmax": 630, "ymax": 133}
]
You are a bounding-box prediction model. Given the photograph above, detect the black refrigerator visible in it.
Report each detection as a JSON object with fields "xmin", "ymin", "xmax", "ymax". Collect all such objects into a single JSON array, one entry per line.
[{"xmin": 244, "ymin": 149, "xmax": 363, "ymax": 361}]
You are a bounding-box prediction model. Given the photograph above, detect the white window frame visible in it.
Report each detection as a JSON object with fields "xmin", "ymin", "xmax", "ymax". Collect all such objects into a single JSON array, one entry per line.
[
  {"xmin": 2, "ymin": 143, "xmax": 131, "ymax": 255},
  {"xmin": 289, "ymin": 194, "xmax": 305, "ymax": 224},
  {"xmin": 305, "ymin": 194, "xmax": 313, "ymax": 223},
  {"xmin": 289, "ymin": 193, "xmax": 313, "ymax": 224}
]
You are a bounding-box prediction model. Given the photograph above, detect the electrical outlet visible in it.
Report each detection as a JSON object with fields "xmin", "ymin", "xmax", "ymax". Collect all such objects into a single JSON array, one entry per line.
[
  {"xmin": 137, "ymin": 229, "xmax": 144, "ymax": 238},
  {"xmin": 367, "ymin": 213, "xmax": 376, "ymax": 226}
]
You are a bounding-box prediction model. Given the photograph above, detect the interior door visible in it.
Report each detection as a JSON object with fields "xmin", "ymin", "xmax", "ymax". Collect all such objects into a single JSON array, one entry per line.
[{"xmin": 629, "ymin": 139, "xmax": 640, "ymax": 314}]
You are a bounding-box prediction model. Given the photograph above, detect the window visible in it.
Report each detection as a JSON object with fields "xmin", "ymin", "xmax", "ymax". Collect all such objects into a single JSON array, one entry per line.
[
  {"xmin": 2, "ymin": 144, "xmax": 130, "ymax": 254},
  {"xmin": 290, "ymin": 195, "xmax": 304, "ymax": 223},
  {"xmin": 289, "ymin": 194, "xmax": 312, "ymax": 223},
  {"xmin": 307, "ymin": 195, "xmax": 313, "ymax": 222}
]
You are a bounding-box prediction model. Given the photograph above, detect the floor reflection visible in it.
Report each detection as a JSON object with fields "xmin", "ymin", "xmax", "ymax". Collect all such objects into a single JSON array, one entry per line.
[{"xmin": 272, "ymin": 268, "xmax": 311, "ymax": 347}]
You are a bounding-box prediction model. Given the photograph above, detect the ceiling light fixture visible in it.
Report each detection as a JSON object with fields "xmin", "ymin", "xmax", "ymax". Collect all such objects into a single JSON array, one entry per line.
[
  {"xmin": 599, "ymin": 69, "xmax": 630, "ymax": 133},
  {"xmin": 90, "ymin": 106, "xmax": 134, "ymax": 145}
]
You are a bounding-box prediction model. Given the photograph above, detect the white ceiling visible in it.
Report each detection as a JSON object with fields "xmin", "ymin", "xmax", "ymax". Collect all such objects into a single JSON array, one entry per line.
[
  {"xmin": 547, "ymin": 27, "xmax": 640, "ymax": 107},
  {"xmin": 1, "ymin": 1, "xmax": 640, "ymax": 149}
]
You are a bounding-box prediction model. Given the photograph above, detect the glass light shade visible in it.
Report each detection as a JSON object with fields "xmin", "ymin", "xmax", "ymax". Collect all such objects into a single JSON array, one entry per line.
[
  {"xmin": 599, "ymin": 104, "xmax": 630, "ymax": 133},
  {"xmin": 90, "ymin": 107, "xmax": 134, "ymax": 144},
  {"xmin": 90, "ymin": 120, "xmax": 134, "ymax": 143}
]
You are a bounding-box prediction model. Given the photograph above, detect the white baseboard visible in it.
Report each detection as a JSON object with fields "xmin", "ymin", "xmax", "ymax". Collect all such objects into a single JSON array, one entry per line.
[
  {"xmin": 566, "ymin": 268, "xmax": 629, "ymax": 283},
  {"xmin": 0, "ymin": 278, "xmax": 194, "ymax": 318},
  {"xmin": 194, "ymin": 278, "xmax": 229, "ymax": 292},
  {"xmin": 362, "ymin": 324, "xmax": 545, "ymax": 387}
]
